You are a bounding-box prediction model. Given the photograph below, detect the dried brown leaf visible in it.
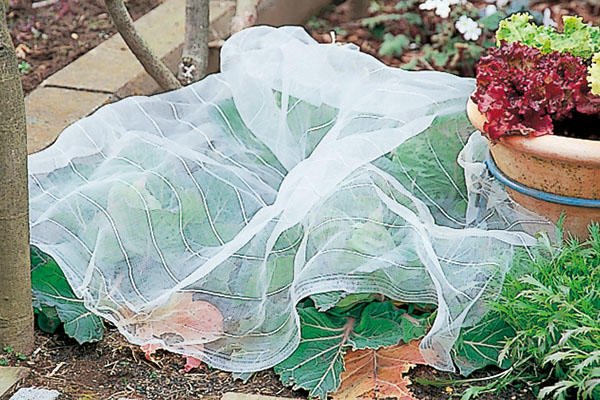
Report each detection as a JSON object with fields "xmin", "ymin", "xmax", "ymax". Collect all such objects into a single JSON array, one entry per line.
[
  {"xmin": 136, "ymin": 293, "xmax": 224, "ymax": 370},
  {"xmin": 332, "ymin": 340, "xmax": 426, "ymax": 400}
]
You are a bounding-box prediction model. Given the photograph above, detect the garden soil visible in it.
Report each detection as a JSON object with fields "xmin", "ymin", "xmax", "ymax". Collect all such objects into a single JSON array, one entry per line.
[
  {"xmin": 2, "ymin": 327, "xmax": 534, "ymax": 400},
  {"xmin": 7, "ymin": 0, "xmax": 162, "ymax": 94},
  {"xmin": 308, "ymin": 0, "xmax": 600, "ymax": 74}
]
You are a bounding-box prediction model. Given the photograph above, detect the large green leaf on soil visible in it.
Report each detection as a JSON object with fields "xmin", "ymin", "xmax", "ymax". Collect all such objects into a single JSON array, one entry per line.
[
  {"xmin": 452, "ymin": 312, "xmax": 514, "ymax": 376},
  {"xmin": 31, "ymin": 246, "xmax": 104, "ymax": 344},
  {"xmin": 35, "ymin": 304, "xmax": 61, "ymax": 334},
  {"xmin": 275, "ymin": 307, "xmax": 349, "ymax": 399},
  {"xmin": 350, "ymin": 302, "xmax": 419, "ymax": 349},
  {"xmin": 275, "ymin": 302, "xmax": 427, "ymax": 398},
  {"xmin": 311, "ymin": 291, "xmax": 380, "ymax": 313}
]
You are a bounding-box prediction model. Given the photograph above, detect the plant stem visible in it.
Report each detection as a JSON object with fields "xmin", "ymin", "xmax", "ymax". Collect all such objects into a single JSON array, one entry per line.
[
  {"xmin": 415, "ymin": 367, "xmax": 513, "ymax": 387},
  {"xmin": 178, "ymin": 0, "xmax": 209, "ymax": 84},
  {"xmin": 104, "ymin": 0, "xmax": 181, "ymax": 91}
]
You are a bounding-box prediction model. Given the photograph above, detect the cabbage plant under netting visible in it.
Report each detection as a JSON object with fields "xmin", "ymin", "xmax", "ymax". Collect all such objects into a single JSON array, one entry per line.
[{"xmin": 28, "ymin": 26, "xmax": 552, "ymax": 374}]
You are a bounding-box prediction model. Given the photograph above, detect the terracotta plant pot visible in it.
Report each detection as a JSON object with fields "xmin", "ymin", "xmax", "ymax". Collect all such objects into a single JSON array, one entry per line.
[{"xmin": 466, "ymin": 97, "xmax": 600, "ymax": 239}]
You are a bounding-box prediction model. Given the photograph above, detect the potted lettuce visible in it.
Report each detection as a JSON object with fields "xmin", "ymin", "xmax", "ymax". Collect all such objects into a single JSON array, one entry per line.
[{"xmin": 467, "ymin": 14, "xmax": 600, "ymax": 238}]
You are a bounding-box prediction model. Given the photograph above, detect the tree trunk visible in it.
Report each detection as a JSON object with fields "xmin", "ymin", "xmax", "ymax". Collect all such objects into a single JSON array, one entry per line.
[
  {"xmin": 347, "ymin": 0, "xmax": 369, "ymax": 20},
  {"xmin": 104, "ymin": 0, "xmax": 181, "ymax": 91},
  {"xmin": 231, "ymin": 0, "xmax": 260, "ymax": 34},
  {"xmin": 0, "ymin": 0, "xmax": 35, "ymax": 355},
  {"xmin": 178, "ymin": 0, "xmax": 209, "ymax": 84}
]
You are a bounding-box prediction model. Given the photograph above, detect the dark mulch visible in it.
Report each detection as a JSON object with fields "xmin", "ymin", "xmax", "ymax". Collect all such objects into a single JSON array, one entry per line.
[
  {"xmin": 0, "ymin": 325, "xmax": 535, "ymax": 400},
  {"xmin": 411, "ymin": 366, "xmax": 533, "ymax": 400},
  {"xmin": 307, "ymin": 0, "xmax": 600, "ymax": 73},
  {"xmin": 6, "ymin": 0, "xmax": 163, "ymax": 94},
  {"xmin": 3, "ymin": 327, "xmax": 303, "ymax": 400}
]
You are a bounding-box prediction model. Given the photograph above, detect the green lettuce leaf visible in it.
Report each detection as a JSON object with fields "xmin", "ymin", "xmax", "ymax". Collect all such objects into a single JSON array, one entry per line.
[
  {"xmin": 496, "ymin": 13, "xmax": 600, "ymax": 59},
  {"xmin": 590, "ymin": 53, "xmax": 600, "ymax": 95}
]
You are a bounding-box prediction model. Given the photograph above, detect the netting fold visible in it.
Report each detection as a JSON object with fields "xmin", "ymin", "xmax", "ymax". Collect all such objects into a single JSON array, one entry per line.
[{"xmin": 28, "ymin": 26, "xmax": 552, "ymax": 373}]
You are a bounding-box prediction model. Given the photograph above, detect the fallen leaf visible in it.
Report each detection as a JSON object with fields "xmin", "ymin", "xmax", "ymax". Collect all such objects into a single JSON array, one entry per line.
[
  {"xmin": 141, "ymin": 344, "xmax": 204, "ymax": 372},
  {"xmin": 134, "ymin": 293, "xmax": 223, "ymax": 369},
  {"xmin": 15, "ymin": 43, "xmax": 31, "ymax": 59},
  {"xmin": 135, "ymin": 292, "xmax": 224, "ymax": 344},
  {"xmin": 332, "ymin": 340, "xmax": 426, "ymax": 400},
  {"xmin": 275, "ymin": 303, "xmax": 427, "ymax": 399},
  {"xmin": 182, "ymin": 356, "xmax": 203, "ymax": 373},
  {"xmin": 140, "ymin": 343, "xmax": 163, "ymax": 363}
]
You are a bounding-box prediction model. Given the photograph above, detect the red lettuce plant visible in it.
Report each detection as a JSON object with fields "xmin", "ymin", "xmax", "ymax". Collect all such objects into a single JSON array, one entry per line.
[{"xmin": 473, "ymin": 41, "xmax": 600, "ymax": 139}]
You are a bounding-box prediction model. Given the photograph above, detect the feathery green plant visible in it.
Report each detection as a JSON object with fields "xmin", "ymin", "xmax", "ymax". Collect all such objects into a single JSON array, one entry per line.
[{"xmin": 461, "ymin": 222, "xmax": 600, "ymax": 400}]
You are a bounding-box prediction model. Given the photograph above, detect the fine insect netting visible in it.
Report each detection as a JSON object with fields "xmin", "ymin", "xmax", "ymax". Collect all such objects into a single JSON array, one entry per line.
[{"xmin": 28, "ymin": 26, "xmax": 552, "ymax": 373}]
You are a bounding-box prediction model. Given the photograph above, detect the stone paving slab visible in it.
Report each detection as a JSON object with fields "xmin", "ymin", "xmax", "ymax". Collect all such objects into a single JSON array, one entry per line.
[
  {"xmin": 25, "ymin": 0, "xmax": 234, "ymax": 155},
  {"xmin": 114, "ymin": 2, "xmax": 234, "ymax": 99},
  {"xmin": 0, "ymin": 367, "xmax": 29, "ymax": 398},
  {"xmin": 43, "ymin": 0, "xmax": 234, "ymax": 94},
  {"xmin": 25, "ymin": 0, "xmax": 331, "ymax": 155},
  {"xmin": 9, "ymin": 387, "xmax": 60, "ymax": 400},
  {"xmin": 25, "ymin": 87, "xmax": 113, "ymax": 154}
]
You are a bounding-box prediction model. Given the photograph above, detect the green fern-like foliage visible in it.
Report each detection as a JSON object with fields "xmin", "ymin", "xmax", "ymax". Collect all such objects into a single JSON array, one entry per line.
[{"xmin": 494, "ymin": 224, "xmax": 600, "ymax": 400}]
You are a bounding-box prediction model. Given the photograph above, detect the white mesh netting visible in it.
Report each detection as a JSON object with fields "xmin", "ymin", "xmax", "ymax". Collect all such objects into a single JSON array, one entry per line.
[{"xmin": 28, "ymin": 26, "xmax": 552, "ymax": 373}]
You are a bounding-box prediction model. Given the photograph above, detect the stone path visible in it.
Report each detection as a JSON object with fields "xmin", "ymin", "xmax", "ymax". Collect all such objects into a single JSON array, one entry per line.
[
  {"xmin": 0, "ymin": 367, "xmax": 29, "ymax": 398},
  {"xmin": 24, "ymin": 0, "xmax": 331, "ymax": 156},
  {"xmin": 9, "ymin": 387, "xmax": 60, "ymax": 400}
]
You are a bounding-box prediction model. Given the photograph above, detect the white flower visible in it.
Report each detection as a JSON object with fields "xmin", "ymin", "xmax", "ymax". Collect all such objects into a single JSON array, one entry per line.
[
  {"xmin": 419, "ymin": 0, "xmax": 453, "ymax": 19},
  {"xmin": 464, "ymin": 24, "xmax": 482, "ymax": 41},
  {"xmin": 419, "ymin": 0, "xmax": 440, "ymax": 11},
  {"xmin": 543, "ymin": 8, "xmax": 558, "ymax": 27},
  {"xmin": 496, "ymin": 0, "xmax": 509, "ymax": 7},
  {"xmin": 456, "ymin": 16, "xmax": 481, "ymax": 41},
  {"xmin": 455, "ymin": 15, "xmax": 471, "ymax": 34},
  {"xmin": 435, "ymin": 3, "xmax": 451, "ymax": 18},
  {"xmin": 484, "ymin": 4, "xmax": 497, "ymax": 16}
]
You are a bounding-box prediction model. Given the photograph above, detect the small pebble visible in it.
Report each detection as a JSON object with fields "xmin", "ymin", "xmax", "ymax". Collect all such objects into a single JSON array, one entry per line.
[{"xmin": 10, "ymin": 388, "xmax": 61, "ymax": 400}]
